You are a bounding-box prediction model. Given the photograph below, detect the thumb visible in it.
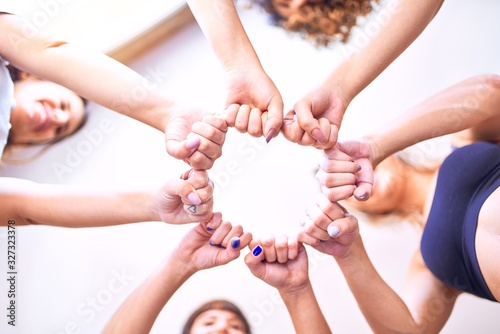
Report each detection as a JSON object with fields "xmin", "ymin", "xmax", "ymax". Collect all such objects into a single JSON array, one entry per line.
[
  {"xmin": 294, "ymin": 101, "xmax": 326, "ymax": 144},
  {"xmin": 165, "ymin": 134, "xmax": 200, "ymax": 161},
  {"xmin": 244, "ymin": 244, "xmax": 264, "ymax": 272},
  {"xmin": 264, "ymin": 98, "xmax": 284, "ymax": 143}
]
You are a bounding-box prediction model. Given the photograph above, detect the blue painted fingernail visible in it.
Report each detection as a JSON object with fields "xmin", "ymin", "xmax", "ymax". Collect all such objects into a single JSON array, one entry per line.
[
  {"xmin": 231, "ymin": 239, "xmax": 240, "ymax": 249},
  {"xmin": 206, "ymin": 227, "xmax": 213, "ymax": 231},
  {"xmin": 252, "ymin": 245, "xmax": 263, "ymax": 256},
  {"xmin": 209, "ymin": 241, "xmax": 216, "ymax": 246}
]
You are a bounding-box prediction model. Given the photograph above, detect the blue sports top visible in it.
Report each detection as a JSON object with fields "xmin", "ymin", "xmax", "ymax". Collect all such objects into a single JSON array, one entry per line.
[{"xmin": 421, "ymin": 142, "xmax": 500, "ymax": 302}]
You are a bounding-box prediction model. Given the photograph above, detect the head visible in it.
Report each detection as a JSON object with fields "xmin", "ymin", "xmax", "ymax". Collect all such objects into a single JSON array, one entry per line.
[
  {"xmin": 346, "ymin": 154, "xmax": 412, "ymax": 216},
  {"xmin": 7, "ymin": 66, "xmax": 87, "ymax": 147},
  {"xmin": 182, "ymin": 299, "xmax": 252, "ymax": 334},
  {"xmin": 247, "ymin": 0, "xmax": 378, "ymax": 46}
]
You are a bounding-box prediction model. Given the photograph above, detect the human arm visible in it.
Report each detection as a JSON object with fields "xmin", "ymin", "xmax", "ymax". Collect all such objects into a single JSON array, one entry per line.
[
  {"xmin": 245, "ymin": 235, "xmax": 331, "ymax": 334},
  {"xmin": 319, "ymin": 74, "xmax": 500, "ymax": 200},
  {"xmin": 0, "ymin": 13, "xmax": 225, "ymax": 169},
  {"xmin": 186, "ymin": 0, "xmax": 283, "ymax": 142},
  {"xmin": 282, "ymin": 0, "xmax": 445, "ymax": 149},
  {"xmin": 0, "ymin": 169, "xmax": 213, "ymax": 227},
  {"xmin": 102, "ymin": 213, "xmax": 252, "ymax": 334},
  {"xmin": 298, "ymin": 201, "xmax": 458, "ymax": 333}
]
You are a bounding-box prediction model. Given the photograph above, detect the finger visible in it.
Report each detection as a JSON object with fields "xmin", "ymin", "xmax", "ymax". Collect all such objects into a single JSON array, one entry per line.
[
  {"xmin": 204, "ymin": 212, "xmax": 222, "ymax": 231},
  {"xmin": 316, "ymin": 196, "xmax": 347, "ymax": 221},
  {"xmin": 297, "ymin": 230, "xmax": 321, "ymax": 247},
  {"xmin": 248, "ymin": 108, "xmax": 263, "ymax": 137},
  {"xmin": 244, "ymin": 244, "xmax": 265, "ymax": 270},
  {"xmin": 224, "ymin": 104, "xmax": 240, "ymax": 127},
  {"xmin": 261, "ymin": 235, "xmax": 277, "ymax": 263},
  {"xmin": 303, "ymin": 205, "xmax": 330, "ymax": 241},
  {"xmin": 184, "ymin": 199, "xmax": 213, "ymax": 222},
  {"xmin": 275, "ymin": 235, "xmax": 289, "ymax": 263},
  {"xmin": 165, "ymin": 136, "xmax": 201, "ymax": 161},
  {"xmin": 312, "ymin": 117, "xmax": 334, "ymax": 149},
  {"xmin": 320, "ymin": 184, "xmax": 356, "ymax": 202},
  {"xmin": 281, "ymin": 111, "xmax": 304, "ymax": 144},
  {"xmin": 185, "ymin": 169, "xmax": 209, "ymax": 189},
  {"xmin": 209, "ymin": 220, "xmax": 232, "ymax": 247},
  {"xmin": 328, "ymin": 213, "xmax": 359, "ymax": 239},
  {"xmin": 294, "ymin": 100, "xmax": 325, "ymax": 144},
  {"xmin": 354, "ymin": 162, "xmax": 374, "ymax": 201},
  {"xmin": 316, "ymin": 168, "xmax": 356, "ymax": 188},
  {"xmin": 220, "ymin": 224, "xmax": 244, "ymax": 249},
  {"xmin": 234, "ymin": 105, "xmax": 251, "ymax": 133},
  {"xmin": 263, "ymin": 98, "xmax": 283, "ymax": 143},
  {"xmin": 287, "ymin": 235, "xmax": 299, "ymax": 260},
  {"xmin": 191, "ymin": 120, "xmax": 226, "ymax": 147},
  {"xmin": 202, "ymin": 114, "xmax": 228, "ymax": 136}
]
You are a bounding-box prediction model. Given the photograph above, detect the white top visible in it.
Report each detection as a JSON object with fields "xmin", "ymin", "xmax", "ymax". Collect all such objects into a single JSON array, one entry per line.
[{"xmin": 0, "ymin": 56, "xmax": 15, "ymax": 157}]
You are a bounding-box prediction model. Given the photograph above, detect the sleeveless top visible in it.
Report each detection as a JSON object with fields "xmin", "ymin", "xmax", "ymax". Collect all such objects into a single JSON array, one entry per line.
[{"xmin": 421, "ymin": 142, "xmax": 500, "ymax": 301}]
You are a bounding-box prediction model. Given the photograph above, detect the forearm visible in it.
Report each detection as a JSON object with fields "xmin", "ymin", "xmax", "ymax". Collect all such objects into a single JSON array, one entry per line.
[
  {"xmin": 103, "ymin": 256, "xmax": 193, "ymax": 334},
  {"xmin": 335, "ymin": 237, "xmax": 420, "ymax": 333},
  {"xmin": 280, "ymin": 284, "xmax": 332, "ymax": 334},
  {"xmin": 0, "ymin": 14, "xmax": 172, "ymax": 131},
  {"xmin": 324, "ymin": 0, "xmax": 444, "ymax": 102},
  {"xmin": 186, "ymin": 0, "xmax": 263, "ymax": 71},
  {"xmin": 0, "ymin": 178, "xmax": 158, "ymax": 227},
  {"xmin": 367, "ymin": 74, "xmax": 500, "ymax": 165}
]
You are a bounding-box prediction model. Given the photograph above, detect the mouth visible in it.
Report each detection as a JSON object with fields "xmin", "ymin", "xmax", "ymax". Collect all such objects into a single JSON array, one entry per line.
[{"xmin": 34, "ymin": 101, "xmax": 52, "ymax": 132}]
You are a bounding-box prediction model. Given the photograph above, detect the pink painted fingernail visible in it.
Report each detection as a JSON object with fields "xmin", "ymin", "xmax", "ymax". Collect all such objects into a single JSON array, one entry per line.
[
  {"xmin": 187, "ymin": 192, "xmax": 201, "ymax": 205},
  {"xmin": 328, "ymin": 225, "xmax": 340, "ymax": 237},
  {"xmin": 265, "ymin": 128, "xmax": 276, "ymax": 143},
  {"xmin": 311, "ymin": 128, "xmax": 325, "ymax": 143},
  {"xmin": 186, "ymin": 137, "xmax": 200, "ymax": 149}
]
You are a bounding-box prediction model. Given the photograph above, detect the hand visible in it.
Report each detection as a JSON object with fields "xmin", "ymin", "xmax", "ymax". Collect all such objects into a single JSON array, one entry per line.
[
  {"xmin": 174, "ymin": 212, "xmax": 253, "ymax": 273},
  {"xmin": 224, "ymin": 67, "xmax": 283, "ymax": 143},
  {"xmin": 165, "ymin": 105, "xmax": 227, "ymax": 170},
  {"xmin": 298, "ymin": 200, "xmax": 360, "ymax": 259},
  {"xmin": 154, "ymin": 169, "xmax": 214, "ymax": 224},
  {"xmin": 244, "ymin": 235, "xmax": 310, "ymax": 293},
  {"xmin": 282, "ymin": 86, "xmax": 347, "ymax": 149},
  {"xmin": 324, "ymin": 139, "xmax": 375, "ymax": 201}
]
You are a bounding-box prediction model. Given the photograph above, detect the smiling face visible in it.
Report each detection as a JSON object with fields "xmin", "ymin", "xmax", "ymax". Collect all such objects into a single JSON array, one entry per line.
[
  {"xmin": 189, "ymin": 309, "xmax": 248, "ymax": 334},
  {"xmin": 9, "ymin": 78, "xmax": 85, "ymax": 145}
]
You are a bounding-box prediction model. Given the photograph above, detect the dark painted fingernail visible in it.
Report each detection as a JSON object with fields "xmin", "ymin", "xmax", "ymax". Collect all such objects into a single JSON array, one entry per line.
[
  {"xmin": 231, "ymin": 239, "xmax": 241, "ymax": 249},
  {"xmin": 209, "ymin": 241, "xmax": 216, "ymax": 246},
  {"xmin": 252, "ymin": 245, "xmax": 263, "ymax": 256},
  {"xmin": 206, "ymin": 227, "xmax": 213, "ymax": 231}
]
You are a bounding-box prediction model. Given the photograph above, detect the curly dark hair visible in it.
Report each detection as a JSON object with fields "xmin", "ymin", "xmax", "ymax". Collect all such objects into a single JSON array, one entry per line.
[{"xmin": 245, "ymin": 0, "xmax": 380, "ymax": 47}]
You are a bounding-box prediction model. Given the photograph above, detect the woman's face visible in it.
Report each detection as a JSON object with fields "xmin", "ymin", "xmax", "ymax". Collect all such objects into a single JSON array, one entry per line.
[
  {"xmin": 346, "ymin": 156, "xmax": 408, "ymax": 215},
  {"xmin": 190, "ymin": 309, "xmax": 247, "ymax": 334},
  {"xmin": 271, "ymin": 0, "xmax": 325, "ymax": 18},
  {"xmin": 9, "ymin": 78, "xmax": 85, "ymax": 145}
]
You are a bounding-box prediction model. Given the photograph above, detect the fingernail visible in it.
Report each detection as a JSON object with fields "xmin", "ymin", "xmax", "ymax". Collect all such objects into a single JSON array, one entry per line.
[
  {"xmin": 206, "ymin": 226, "xmax": 213, "ymax": 231},
  {"xmin": 252, "ymin": 245, "xmax": 263, "ymax": 256},
  {"xmin": 311, "ymin": 128, "xmax": 325, "ymax": 143},
  {"xmin": 186, "ymin": 137, "xmax": 200, "ymax": 149},
  {"xmin": 187, "ymin": 192, "xmax": 202, "ymax": 205},
  {"xmin": 344, "ymin": 212, "xmax": 352, "ymax": 218},
  {"xmin": 265, "ymin": 128, "xmax": 276, "ymax": 143},
  {"xmin": 356, "ymin": 193, "xmax": 367, "ymax": 200},
  {"xmin": 357, "ymin": 164, "xmax": 362, "ymax": 172},
  {"xmin": 328, "ymin": 225, "xmax": 340, "ymax": 237},
  {"xmin": 209, "ymin": 241, "xmax": 216, "ymax": 246},
  {"xmin": 231, "ymin": 239, "xmax": 241, "ymax": 249}
]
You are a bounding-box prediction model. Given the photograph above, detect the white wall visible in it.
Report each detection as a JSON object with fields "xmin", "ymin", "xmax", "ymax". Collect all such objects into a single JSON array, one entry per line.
[{"xmin": 1, "ymin": 0, "xmax": 500, "ymax": 333}]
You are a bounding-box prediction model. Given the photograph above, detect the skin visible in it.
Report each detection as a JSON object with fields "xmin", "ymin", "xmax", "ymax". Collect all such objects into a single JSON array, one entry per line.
[
  {"xmin": 9, "ymin": 75, "xmax": 85, "ymax": 145},
  {"xmin": 190, "ymin": 310, "xmax": 247, "ymax": 334},
  {"xmin": 1, "ymin": 12, "xmax": 226, "ymax": 169},
  {"xmin": 0, "ymin": 169, "xmax": 213, "ymax": 227},
  {"xmin": 300, "ymin": 74, "xmax": 500, "ymax": 333},
  {"xmin": 271, "ymin": 0, "xmax": 326, "ymax": 18}
]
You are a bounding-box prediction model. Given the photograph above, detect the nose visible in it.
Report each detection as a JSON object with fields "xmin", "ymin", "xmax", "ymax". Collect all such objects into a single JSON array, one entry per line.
[{"xmin": 52, "ymin": 108, "xmax": 70, "ymax": 126}]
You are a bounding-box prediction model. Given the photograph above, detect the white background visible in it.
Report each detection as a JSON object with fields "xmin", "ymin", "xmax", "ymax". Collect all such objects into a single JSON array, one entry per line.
[{"xmin": 1, "ymin": 0, "xmax": 500, "ymax": 333}]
